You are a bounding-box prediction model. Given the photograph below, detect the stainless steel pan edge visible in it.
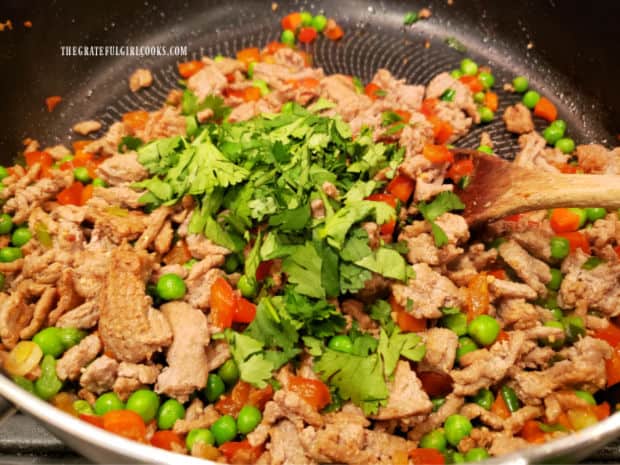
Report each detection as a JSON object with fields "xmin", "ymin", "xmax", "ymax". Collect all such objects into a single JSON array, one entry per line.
[{"xmin": 2, "ymin": 370, "xmax": 620, "ymax": 464}]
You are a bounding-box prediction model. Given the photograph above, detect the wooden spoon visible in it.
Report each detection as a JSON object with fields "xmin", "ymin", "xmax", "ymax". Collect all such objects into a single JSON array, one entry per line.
[{"xmin": 451, "ymin": 148, "xmax": 620, "ymax": 226}]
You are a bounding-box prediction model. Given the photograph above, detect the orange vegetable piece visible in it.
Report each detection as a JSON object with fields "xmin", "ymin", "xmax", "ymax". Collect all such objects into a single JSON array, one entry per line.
[
  {"xmin": 466, "ymin": 272, "xmax": 490, "ymax": 321},
  {"xmin": 298, "ymin": 27, "xmax": 318, "ymax": 44},
  {"xmin": 387, "ymin": 174, "xmax": 415, "ymax": 203},
  {"xmin": 177, "ymin": 60, "xmax": 205, "ymax": 78},
  {"xmin": 496, "ymin": 330, "xmax": 510, "ymax": 342},
  {"xmin": 447, "ymin": 158, "xmax": 474, "ymax": 182},
  {"xmin": 615, "ymin": 245, "xmax": 620, "ymax": 259},
  {"xmin": 281, "ymin": 12, "xmax": 303, "ymax": 31},
  {"xmin": 243, "ymin": 86, "xmax": 262, "ymax": 102},
  {"xmin": 163, "ymin": 240, "xmax": 192, "ymax": 265},
  {"xmin": 264, "ymin": 41, "xmax": 286, "ymax": 54},
  {"xmin": 72, "ymin": 140, "xmax": 92, "ymax": 152},
  {"xmin": 556, "ymin": 231, "xmax": 591, "ymax": 254},
  {"xmin": 287, "ymin": 77, "xmax": 320, "ymax": 89},
  {"xmin": 122, "ymin": 110, "xmax": 149, "ymax": 131},
  {"xmin": 209, "ymin": 277, "xmax": 236, "ymax": 329},
  {"xmin": 534, "ymin": 97, "xmax": 557, "ymax": 122},
  {"xmin": 25, "ymin": 151, "xmax": 53, "ymax": 177},
  {"xmin": 491, "ymin": 392, "xmax": 511, "ymax": 419},
  {"xmin": 81, "ymin": 184, "xmax": 94, "ymax": 205},
  {"xmin": 324, "ymin": 23, "xmax": 344, "ymax": 41},
  {"xmin": 393, "ymin": 109, "xmax": 412, "ymax": 123},
  {"xmin": 484, "ymin": 91, "xmax": 498, "ymax": 112},
  {"xmin": 151, "ymin": 430, "xmax": 185, "ymax": 450},
  {"xmin": 409, "ymin": 448, "xmax": 446, "ymax": 465},
  {"xmin": 550, "ymin": 208, "xmax": 581, "ymax": 233},
  {"xmin": 420, "ymin": 98, "xmax": 439, "ymax": 117},
  {"xmin": 592, "ymin": 401, "xmax": 611, "ymax": 421},
  {"xmin": 57, "ymin": 182, "xmax": 85, "ymax": 206},
  {"xmin": 364, "ymin": 82, "xmax": 384, "ymax": 100},
  {"xmin": 236, "ymin": 47, "xmax": 261, "ymax": 67},
  {"xmin": 459, "ymin": 75, "xmax": 484, "ymax": 93},
  {"xmin": 102, "ymin": 410, "xmax": 146, "ymax": 442},
  {"xmin": 487, "ymin": 269, "xmax": 507, "ymax": 280},
  {"xmin": 233, "ymin": 297, "xmax": 257, "ymax": 324},
  {"xmin": 365, "ymin": 193, "xmax": 398, "ymax": 208},
  {"xmin": 521, "ymin": 420, "xmax": 546, "ymax": 444},
  {"xmin": 606, "ymin": 347, "xmax": 620, "ymax": 387},
  {"xmin": 389, "ymin": 295, "xmax": 426, "ymax": 332},
  {"xmin": 79, "ymin": 414, "xmax": 104, "ymax": 429},
  {"xmin": 288, "ymin": 375, "xmax": 331, "ymax": 411},
  {"xmin": 220, "ymin": 440, "xmax": 264, "ymax": 464},
  {"xmin": 45, "ymin": 96, "xmax": 62, "ymax": 112},
  {"xmin": 594, "ymin": 322, "xmax": 620, "ymax": 348},
  {"xmin": 423, "ymin": 144, "xmax": 454, "ymax": 164},
  {"xmin": 216, "ymin": 381, "xmax": 273, "ymax": 416}
]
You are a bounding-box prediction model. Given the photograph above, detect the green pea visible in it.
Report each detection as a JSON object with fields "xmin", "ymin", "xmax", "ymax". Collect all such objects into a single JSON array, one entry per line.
[
  {"xmin": 478, "ymin": 107, "xmax": 494, "ymax": 123},
  {"xmin": 563, "ymin": 315, "xmax": 586, "ymax": 344},
  {"xmin": 157, "ymin": 398, "xmax": 186, "ymax": 429},
  {"xmin": 328, "ymin": 335, "xmax": 354, "ymax": 353},
  {"xmin": 0, "ymin": 214, "xmax": 13, "ymax": 235},
  {"xmin": 574, "ymin": 390, "xmax": 596, "ymax": 406},
  {"xmin": 442, "ymin": 312, "xmax": 468, "ymax": 337},
  {"xmin": 522, "ymin": 90, "xmax": 540, "ymax": 109},
  {"xmin": 432, "ymin": 397, "xmax": 446, "ymax": 412},
  {"xmin": 555, "ymin": 138, "xmax": 575, "ymax": 154},
  {"xmin": 183, "ymin": 258, "xmax": 199, "ymax": 270},
  {"xmin": 237, "ymin": 275, "xmax": 257, "ymax": 298},
  {"xmin": 550, "ymin": 236, "xmax": 570, "ymax": 259},
  {"xmin": 156, "ymin": 273, "xmax": 186, "ymax": 300},
  {"xmin": 419, "ymin": 429, "xmax": 447, "ymax": 452},
  {"xmin": 211, "ymin": 414, "xmax": 237, "ymax": 445},
  {"xmin": 500, "ymin": 385, "xmax": 520, "ymax": 412},
  {"xmin": 73, "ymin": 167, "xmax": 91, "ymax": 184},
  {"xmin": 213, "ymin": 55, "xmax": 224, "ymax": 62},
  {"xmin": 73, "ymin": 399, "xmax": 94, "ymax": 415},
  {"xmin": 540, "ymin": 290, "xmax": 560, "ymax": 311},
  {"xmin": 300, "ymin": 11, "xmax": 313, "ymax": 26},
  {"xmin": 550, "ymin": 119, "xmax": 567, "ymax": 133},
  {"xmin": 446, "ymin": 451, "xmax": 466, "ymax": 463},
  {"xmin": 568, "ymin": 208, "xmax": 587, "ymax": 228},
  {"xmin": 126, "ymin": 389, "xmax": 160, "ymax": 422},
  {"xmin": 58, "ymin": 327, "xmax": 87, "ymax": 350},
  {"xmin": 281, "ymin": 29, "xmax": 295, "ymax": 46},
  {"xmin": 472, "ymin": 388, "xmax": 494, "ymax": 410},
  {"xmin": 34, "ymin": 355, "xmax": 63, "ymax": 400},
  {"xmin": 237, "ymin": 405, "xmax": 262, "ymax": 434},
  {"xmin": 467, "ymin": 315, "xmax": 500, "ymax": 346},
  {"xmin": 11, "ymin": 227, "xmax": 31, "ymax": 247},
  {"xmin": 186, "ymin": 428, "xmax": 215, "ymax": 450},
  {"xmin": 311, "ymin": 15, "xmax": 327, "ymax": 32},
  {"xmin": 586, "ymin": 207, "xmax": 607, "ymax": 222},
  {"xmin": 218, "ymin": 359, "xmax": 240, "ymax": 387},
  {"xmin": 512, "ymin": 76, "xmax": 529, "ymax": 93},
  {"xmin": 460, "ymin": 58, "xmax": 478, "ymax": 76},
  {"xmin": 478, "ymin": 71, "xmax": 495, "ymax": 89},
  {"xmin": 92, "ymin": 178, "xmax": 107, "ymax": 187},
  {"xmin": 547, "ymin": 268, "xmax": 563, "ymax": 291},
  {"xmin": 444, "ymin": 414, "xmax": 473, "ymax": 446},
  {"xmin": 473, "ymin": 91, "xmax": 485, "ymax": 104},
  {"xmin": 223, "ymin": 254, "xmax": 240, "ymax": 273},
  {"xmin": 12, "ymin": 375, "xmax": 35, "ymax": 394},
  {"xmin": 205, "ymin": 373, "xmax": 226, "ymax": 403},
  {"xmin": 476, "ymin": 145, "xmax": 493, "ymax": 155},
  {"xmin": 94, "ymin": 392, "xmax": 124, "ymax": 415},
  {"xmin": 0, "ymin": 166, "xmax": 9, "ymax": 180},
  {"xmin": 543, "ymin": 125, "xmax": 564, "ymax": 145},
  {"xmin": 549, "ymin": 308, "xmax": 564, "ymax": 320},
  {"xmin": 0, "ymin": 247, "xmax": 22, "ymax": 262},
  {"xmin": 456, "ymin": 337, "xmax": 478, "ymax": 363},
  {"xmin": 450, "ymin": 69, "xmax": 463, "ymax": 80},
  {"xmin": 464, "ymin": 448, "xmax": 489, "ymax": 462},
  {"xmin": 33, "ymin": 327, "xmax": 64, "ymax": 357}
]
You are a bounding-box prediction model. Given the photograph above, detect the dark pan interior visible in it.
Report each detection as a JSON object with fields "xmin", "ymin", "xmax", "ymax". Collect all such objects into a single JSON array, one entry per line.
[{"xmin": 0, "ymin": 0, "xmax": 619, "ymax": 161}]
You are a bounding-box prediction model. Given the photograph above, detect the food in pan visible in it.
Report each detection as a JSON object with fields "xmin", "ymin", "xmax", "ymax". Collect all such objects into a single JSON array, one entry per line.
[{"xmin": 1, "ymin": 12, "xmax": 620, "ymax": 465}]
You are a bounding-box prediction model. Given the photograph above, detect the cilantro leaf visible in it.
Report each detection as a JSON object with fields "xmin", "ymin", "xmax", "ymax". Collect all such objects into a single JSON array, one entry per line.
[
  {"xmin": 352, "ymin": 77, "xmax": 365, "ymax": 94},
  {"xmin": 182, "ymin": 90, "xmax": 231, "ymax": 121},
  {"xmin": 377, "ymin": 328, "xmax": 426, "ymax": 378},
  {"xmin": 281, "ymin": 242, "xmax": 325, "ymax": 299},
  {"xmin": 381, "ymin": 111, "xmax": 404, "ymax": 127},
  {"xmin": 417, "ymin": 191, "xmax": 465, "ymax": 221},
  {"xmin": 244, "ymin": 297, "xmax": 300, "ymax": 358},
  {"xmin": 354, "ymin": 247, "xmax": 408, "ymax": 281},
  {"xmin": 268, "ymin": 204, "xmax": 311, "ymax": 232},
  {"xmin": 224, "ymin": 331, "xmax": 278, "ymax": 388},
  {"xmin": 431, "ymin": 222, "xmax": 449, "ymax": 247},
  {"xmin": 282, "ymin": 290, "xmax": 345, "ymax": 338},
  {"xmin": 339, "ymin": 262, "xmax": 372, "ymax": 294},
  {"xmin": 340, "ymin": 229, "xmax": 372, "ymax": 262},
  {"xmin": 369, "ymin": 300, "xmax": 396, "ymax": 335},
  {"xmin": 118, "ymin": 136, "xmax": 143, "ymax": 153}
]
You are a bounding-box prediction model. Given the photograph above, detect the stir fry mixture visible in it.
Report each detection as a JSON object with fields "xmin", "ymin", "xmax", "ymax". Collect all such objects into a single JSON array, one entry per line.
[{"xmin": 2, "ymin": 12, "xmax": 620, "ymax": 465}]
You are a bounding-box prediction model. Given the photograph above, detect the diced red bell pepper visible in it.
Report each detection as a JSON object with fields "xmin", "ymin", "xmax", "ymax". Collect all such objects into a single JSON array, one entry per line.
[
  {"xmin": 236, "ymin": 47, "xmax": 261, "ymax": 67},
  {"xmin": 465, "ymin": 272, "xmax": 490, "ymax": 321},
  {"xmin": 45, "ymin": 96, "xmax": 62, "ymax": 112},
  {"xmin": 150, "ymin": 430, "xmax": 185, "ymax": 450},
  {"xmin": 57, "ymin": 182, "xmax": 85, "ymax": 206},
  {"xmin": 281, "ymin": 12, "xmax": 302, "ymax": 31},
  {"xmin": 556, "ymin": 231, "xmax": 591, "ymax": 255},
  {"xmin": 288, "ymin": 375, "xmax": 331, "ymax": 410},
  {"xmin": 387, "ymin": 174, "xmax": 415, "ymax": 203},
  {"xmin": 234, "ymin": 297, "xmax": 257, "ymax": 324},
  {"xmin": 447, "ymin": 158, "xmax": 474, "ymax": 182},
  {"xmin": 423, "ymin": 144, "xmax": 454, "ymax": 164},
  {"xmin": 594, "ymin": 322, "xmax": 620, "ymax": 348},
  {"xmin": 102, "ymin": 410, "xmax": 146, "ymax": 442},
  {"xmin": 177, "ymin": 60, "xmax": 205, "ymax": 78},
  {"xmin": 209, "ymin": 277, "xmax": 236, "ymax": 329},
  {"xmin": 409, "ymin": 448, "xmax": 446, "ymax": 465},
  {"xmin": 534, "ymin": 97, "xmax": 557, "ymax": 122},
  {"xmin": 298, "ymin": 27, "xmax": 318, "ymax": 44},
  {"xmin": 220, "ymin": 440, "xmax": 264, "ymax": 464},
  {"xmin": 364, "ymin": 82, "xmax": 384, "ymax": 100}
]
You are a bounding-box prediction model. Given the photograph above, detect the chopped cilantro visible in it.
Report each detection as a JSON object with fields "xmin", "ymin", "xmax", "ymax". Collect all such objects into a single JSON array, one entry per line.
[
  {"xmin": 445, "ymin": 37, "xmax": 467, "ymax": 53},
  {"xmin": 352, "ymin": 76, "xmax": 365, "ymax": 94},
  {"xmin": 381, "ymin": 111, "xmax": 404, "ymax": 127},
  {"xmin": 403, "ymin": 11, "xmax": 418, "ymax": 25},
  {"xmin": 117, "ymin": 136, "xmax": 144, "ymax": 153},
  {"xmin": 582, "ymin": 257, "xmax": 603, "ymax": 270},
  {"xmin": 418, "ymin": 192, "xmax": 465, "ymax": 247}
]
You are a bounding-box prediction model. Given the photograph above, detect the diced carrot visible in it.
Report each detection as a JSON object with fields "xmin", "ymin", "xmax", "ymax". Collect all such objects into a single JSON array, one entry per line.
[
  {"xmin": 521, "ymin": 420, "xmax": 546, "ymax": 444},
  {"xmin": 163, "ymin": 240, "xmax": 192, "ymax": 266},
  {"xmin": 243, "ymin": 86, "xmax": 262, "ymax": 102},
  {"xmin": 287, "ymin": 77, "xmax": 320, "ymax": 89},
  {"xmin": 209, "ymin": 277, "xmax": 237, "ymax": 329},
  {"xmin": 45, "ymin": 96, "xmax": 62, "ymax": 112},
  {"xmin": 233, "ymin": 297, "xmax": 256, "ymax": 324},
  {"xmin": 80, "ymin": 184, "xmax": 94, "ymax": 205},
  {"xmin": 281, "ymin": 12, "xmax": 303, "ymax": 31},
  {"xmin": 556, "ymin": 231, "xmax": 590, "ymax": 254},
  {"xmin": 592, "ymin": 402, "xmax": 611, "ymax": 421},
  {"xmin": 615, "ymin": 245, "xmax": 620, "ymax": 259},
  {"xmin": 389, "ymin": 295, "xmax": 426, "ymax": 332},
  {"xmin": 25, "ymin": 151, "xmax": 54, "ymax": 177},
  {"xmin": 550, "ymin": 208, "xmax": 581, "ymax": 233},
  {"xmin": 220, "ymin": 440, "xmax": 264, "ymax": 464},
  {"xmin": 420, "ymin": 98, "xmax": 439, "ymax": 117},
  {"xmin": 57, "ymin": 182, "xmax": 85, "ymax": 206},
  {"xmin": 177, "ymin": 60, "xmax": 205, "ymax": 78},
  {"xmin": 79, "ymin": 414, "xmax": 104, "ymax": 429},
  {"xmin": 298, "ymin": 27, "xmax": 318, "ymax": 43},
  {"xmin": 102, "ymin": 410, "xmax": 146, "ymax": 442},
  {"xmin": 594, "ymin": 322, "xmax": 620, "ymax": 349},
  {"xmin": 387, "ymin": 174, "xmax": 415, "ymax": 203},
  {"xmin": 365, "ymin": 193, "xmax": 398, "ymax": 208},
  {"xmin": 409, "ymin": 448, "xmax": 446, "ymax": 465},
  {"xmin": 487, "ymin": 269, "xmax": 507, "ymax": 280},
  {"xmin": 496, "ymin": 330, "xmax": 510, "ymax": 342},
  {"xmin": 296, "ymin": 50, "xmax": 313, "ymax": 67},
  {"xmin": 557, "ymin": 412, "xmax": 573, "ymax": 431},
  {"xmin": 423, "ymin": 144, "xmax": 454, "ymax": 164},
  {"xmin": 394, "ymin": 109, "xmax": 412, "ymax": 123},
  {"xmin": 150, "ymin": 430, "xmax": 184, "ymax": 450},
  {"xmin": 559, "ymin": 163, "xmax": 578, "ymax": 174},
  {"xmin": 324, "ymin": 22, "xmax": 344, "ymax": 41},
  {"xmin": 459, "ymin": 75, "xmax": 484, "ymax": 93},
  {"xmin": 364, "ymin": 82, "xmax": 384, "ymax": 100},
  {"xmin": 288, "ymin": 375, "xmax": 331, "ymax": 410},
  {"xmin": 465, "ymin": 272, "xmax": 489, "ymax": 321},
  {"xmin": 491, "ymin": 392, "xmax": 511, "ymax": 419},
  {"xmin": 447, "ymin": 158, "xmax": 474, "ymax": 182},
  {"xmin": 72, "ymin": 140, "xmax": 92, "ymax": 152},
  {"xmin": 122, "ymin": 110, "xmax": 149, "ymax": 131},
  {"xmin": 264, "ymin": 41, "xmax": 286, "ymax": 54},
  {"xmin": 606, "ymin": 347, "xmax": 620, "ymax": 387},
  {"xmin": 236, "ymin": 47, "xmax": 261, "ymax": 67},
  {"xmin": 216, "ymin": 381, "xmax": 272, "ymax": 416},
  {"xmin": 503, "ymin": 213, "xmax": 522, "ymax": 222},
  {"xmin": 534, "ymin": 97, "xmax": 557, "ymax": 122},
  {"xmin": 484, "ymin": 91, "xmax": 499, "ymax": 112}
]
